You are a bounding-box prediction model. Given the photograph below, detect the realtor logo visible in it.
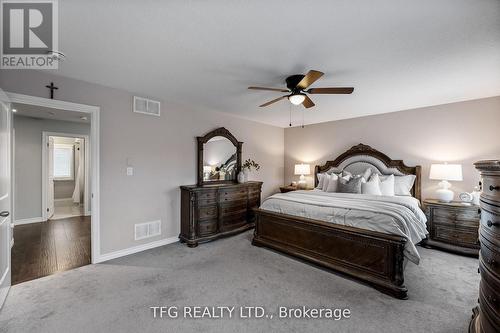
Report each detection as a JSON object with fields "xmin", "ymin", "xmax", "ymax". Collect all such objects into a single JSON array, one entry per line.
[{"xmin": 1, "ymin": 0, "xmax": 58, "ymax": 69}]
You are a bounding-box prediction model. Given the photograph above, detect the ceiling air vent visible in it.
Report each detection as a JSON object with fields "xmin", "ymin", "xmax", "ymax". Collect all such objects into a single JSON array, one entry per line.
[
  {"xmin": 134, "ymin": 220, "xmax": 162, "ymax": 240},
  {"xmin": 134, "ymin": 96, "xmax": 161, "ymax": 116}
]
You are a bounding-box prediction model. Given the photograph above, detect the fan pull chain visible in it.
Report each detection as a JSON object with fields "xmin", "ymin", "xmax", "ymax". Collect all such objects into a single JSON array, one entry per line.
[
  {"xmin": 289, "ymin": 104, "xmax": 292, "ymax": 127},
  {"xmin": 301, "ymin": 109, "xmax": 305, "ymax": 128}
]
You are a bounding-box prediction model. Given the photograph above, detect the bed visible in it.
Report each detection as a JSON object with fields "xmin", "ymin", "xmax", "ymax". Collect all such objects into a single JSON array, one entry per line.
[{"xmin": 252, "ymin": 143, "xmax": 426, "ymax": 299}]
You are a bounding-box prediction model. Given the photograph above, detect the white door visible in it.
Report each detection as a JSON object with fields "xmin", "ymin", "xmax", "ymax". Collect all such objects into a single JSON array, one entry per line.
[
  {"xmin": 47, "ymin": 136, "xmax": 54, "ymax": 219},
  {"xmin": 0, "ymin": 89, "xmax": 12, "ymax": 308}
]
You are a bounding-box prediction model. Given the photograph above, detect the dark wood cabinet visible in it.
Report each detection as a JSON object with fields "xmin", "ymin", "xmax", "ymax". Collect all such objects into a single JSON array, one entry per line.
[
  {"xmin": 422, "ymin": 199, "xmax": 480, "ymax": 257},
  {"xmin": 180, "ymin": 181, "xmax": 263, "ymax": 247},
  {"xmin": 470, "ymin": 160, "xmax": 500, "ymax": 333}
]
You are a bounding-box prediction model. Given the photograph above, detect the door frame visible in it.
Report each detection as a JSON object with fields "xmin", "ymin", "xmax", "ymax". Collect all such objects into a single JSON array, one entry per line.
[
  {"xmin": 42, "ymin": 132, "xmax": 90, "ymax": 220},
  {"xmin": 6, "ymin": 92, "xmax": 101, "ymax": 264}
]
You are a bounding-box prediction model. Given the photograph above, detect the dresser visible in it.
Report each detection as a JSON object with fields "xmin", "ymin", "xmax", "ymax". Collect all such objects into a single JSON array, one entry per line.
[
  {"xmin": 180, "ymin": 181, "xmax": 263, "ymax": 247},
  {"xmin": 422, "ymin": 199, "xmax": 480, "ymax": 257},
  {"xmin": 469, "ymin": 160, "xmax": 500, "ymax": 333}
]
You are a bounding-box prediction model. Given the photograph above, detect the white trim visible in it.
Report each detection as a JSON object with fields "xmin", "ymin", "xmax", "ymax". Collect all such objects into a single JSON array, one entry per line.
[
  {"xmin": 6, "ymin": 92, "xmax": 99, "ymax": 113},
  {"xmin": 0, "ymin": 268, "xmax": 9, "ymax": 290},
  {"xmin": 13, "ymin": 217, "xmax": 44, "ymax": 226},
  {"xmin": 96, "ymin": 237, "xmax": 178, "ymax": 263},
  {"xmin": 7, "ymin": 92, "xmax": 101, "ymax": 264}
]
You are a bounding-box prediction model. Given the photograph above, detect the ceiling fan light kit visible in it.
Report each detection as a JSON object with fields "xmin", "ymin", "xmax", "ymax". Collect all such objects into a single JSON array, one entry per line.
[
  {"xmin": 288, "ymin": 93, "xmax": 306, "ymax": 105},
  {"xmin": 248, "ymin": 69, "xmax": 354, "ymax": 109}
]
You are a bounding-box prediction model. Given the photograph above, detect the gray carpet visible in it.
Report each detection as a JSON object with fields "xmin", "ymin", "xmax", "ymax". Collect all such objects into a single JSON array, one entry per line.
[{"xmin": 0, "ymin": 231, "xmax": 479, "ymax": 333}]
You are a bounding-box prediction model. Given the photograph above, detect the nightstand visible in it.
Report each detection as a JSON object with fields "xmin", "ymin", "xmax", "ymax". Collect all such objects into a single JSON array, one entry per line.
[
  {"xmin": 280, "ymin": 185, "xmax": 298, "ymax": 193},
  {"xmin": 421, "ymin": 199, "xmax": 480, "ymax": 257},
  {"xmin": 280, "ymin": 185, "xmax": 313, "ymax": 193}
]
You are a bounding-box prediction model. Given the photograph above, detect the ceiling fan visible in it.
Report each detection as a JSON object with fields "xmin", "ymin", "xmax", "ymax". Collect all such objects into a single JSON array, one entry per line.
[{"xmin": 248, "ymin": 70, "xmax": 354, "ymax": 109}]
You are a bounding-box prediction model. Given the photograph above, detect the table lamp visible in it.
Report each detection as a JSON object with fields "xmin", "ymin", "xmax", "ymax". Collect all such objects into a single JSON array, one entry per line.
[
  {"xmin": 429, "ymin": 163, "xmax": 463, "ymax": 202},
  {"xmin": 294, "ymin": 163, "xmax": 311, "ymax": 189}
]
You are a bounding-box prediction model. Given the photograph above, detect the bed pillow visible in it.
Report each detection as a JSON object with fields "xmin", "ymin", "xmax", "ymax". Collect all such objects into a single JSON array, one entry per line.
[
  {"xmin": 338, "ymin": 176, "xmax": 364, "ymax": 194},
  {"xmin": 316, "ymin": 173, "xmax": 325, "ymax": 189},
  {"xmin": 321, "ymin": 173, "xmax": 331, "ymax": 191},
  {"xmin": 325, "ymin": 173, "xmax": 339, "ymax": 192},
  {"xmin": 361, "ymin": 173, "xmax": 382, "ymax": 195},
  {"xmin": 326, "ymin": 173, "xmax": 351, "ymax": 192},
  {"xmin": 379, "ymin": 174, "xmax": 416, "ymax": 196},
  {"xmin": 377, "ymin": 174, "xmax": 395, "ymax": 196},
  {"xmin": 361, "ymin": 168, "xmax": 372, "ymax": 181}
]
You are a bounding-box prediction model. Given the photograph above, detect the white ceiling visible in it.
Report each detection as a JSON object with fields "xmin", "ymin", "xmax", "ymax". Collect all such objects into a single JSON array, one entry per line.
[
  {"xmin": 12, "ymin": 103, "xmax": 90, "ymax": 123},
  {"xmin": 52, "ymin": 0, "xmax": 500, "ymax": 127}
]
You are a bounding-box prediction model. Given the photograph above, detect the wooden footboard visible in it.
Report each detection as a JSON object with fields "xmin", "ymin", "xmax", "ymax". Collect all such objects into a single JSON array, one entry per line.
[{"xmin": 252, "ymin": 208, "xmax": 408, "ymax": 299}]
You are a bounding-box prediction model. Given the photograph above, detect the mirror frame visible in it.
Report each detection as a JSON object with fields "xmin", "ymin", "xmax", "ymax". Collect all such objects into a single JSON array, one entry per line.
[{"xmin": 197, "ymin": 127, "xmax": 242, "ymax": 186}]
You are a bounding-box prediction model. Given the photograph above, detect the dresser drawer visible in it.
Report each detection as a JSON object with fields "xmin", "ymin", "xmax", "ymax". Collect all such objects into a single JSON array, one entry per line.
[
  {"xmin": 220, "ymin": 211, "xmax": 247, "ymax": 228},
  {"xmin": 197, "ymin": 191, "xmax": 217, "ymax": 206},
  {"xmin": 479, "ymin": 266, "xmax": 500, "ymax": 327},
  {"xmin": 480, "ymin": 209, "xmax": 500, "ymax": 240},
  {"xmin": 220, "ymin": 200, "xmax": 247, "ymax": 216},
  {"xmin": 197, "ymin": 205, "xmax": 217, "ymax": 220},
  {"xmin": 433, "ymin": 207, "xmax": 479, "ymax": 222},
  {"xmin": 197, "ymin": 219, "xmax": 218, "ymax": 236},
  {"xmin": 433, "ymin": 224, "xmax": 479, "ymax": 247},
  {"xmin": 481, "ymin": 238, "xmax": 500, "ymax": 278},
  {"xmin": 220, "ymin": 188, "xmax": 248, "ymax": 202},
  {"xmin": 481, "ymin": 175, "xmax": 500, "ymax": 203},
  {"xmin": 433, "ymin": 208, "xmax": 456, "ymax": 220}
]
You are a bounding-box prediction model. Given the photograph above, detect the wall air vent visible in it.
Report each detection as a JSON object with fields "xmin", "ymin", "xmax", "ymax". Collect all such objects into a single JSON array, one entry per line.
[
  {"xmin": 134, "ymin": 220, "xmax": 161, "ymax": 240},
  {"xmin": 133, "ymin": 96, "xmax": 161, "ymax": 116}
]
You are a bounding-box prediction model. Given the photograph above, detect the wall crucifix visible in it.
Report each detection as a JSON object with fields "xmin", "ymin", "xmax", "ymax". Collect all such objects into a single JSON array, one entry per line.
[{"xmin": 45, "ymin": 82, "xmax": 58, "ymax": 99}]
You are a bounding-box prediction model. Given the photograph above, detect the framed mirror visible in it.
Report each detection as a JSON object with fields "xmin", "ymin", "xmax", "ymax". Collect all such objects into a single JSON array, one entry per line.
[{"xmin": 197, "ymin": 127, "xmax": 242, "ymax": 186}]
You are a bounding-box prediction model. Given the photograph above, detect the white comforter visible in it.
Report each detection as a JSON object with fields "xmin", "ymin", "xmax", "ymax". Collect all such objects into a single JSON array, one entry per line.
[{"xmin": 260, "ymin": 190, "xmax": 428, "ymax": 264}]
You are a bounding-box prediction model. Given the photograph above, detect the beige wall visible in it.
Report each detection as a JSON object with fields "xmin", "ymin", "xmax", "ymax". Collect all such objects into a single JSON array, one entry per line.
[
  {"xmin": 285, "ymin": 96, "xmax": 500, "ymax": 200},
  {"xmin": 1, "ymin": 70, "xmax": 284, "ymax": 255}
]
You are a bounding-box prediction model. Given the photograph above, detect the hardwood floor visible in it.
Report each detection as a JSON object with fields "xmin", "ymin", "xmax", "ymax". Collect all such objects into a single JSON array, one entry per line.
[{"xmin": 11, "ymin": 216, "xmax": 91, "ymax": 285}]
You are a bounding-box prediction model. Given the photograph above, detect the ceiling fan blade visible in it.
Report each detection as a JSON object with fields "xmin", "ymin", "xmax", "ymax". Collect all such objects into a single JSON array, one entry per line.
[
  {"xmin": 248, "ymin": 86, "xmax": 289, "ymax": 92},
  {"xmin": 296, "ymin": 70, "xmax": 324, "ymax": 90},
  {"xmin": 302, "ymin": 95, "xmax": 315, "ymax": 108},
  {"xmin": 307, "ymin": 87, "xmax": 354, "ymax": 94},
  {"xmin": 259, "ymin": 96, "xmax": 287, "ymax": 107}
]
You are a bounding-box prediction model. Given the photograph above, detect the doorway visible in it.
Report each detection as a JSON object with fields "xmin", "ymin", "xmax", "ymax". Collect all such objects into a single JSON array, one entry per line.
[
  {"xmin": 43, "ymin": 133, "xmax": 89, "ymax": 221},
  {"xmin": 4, "ymin": 94, "xmax": 100, "ymax": 286}
]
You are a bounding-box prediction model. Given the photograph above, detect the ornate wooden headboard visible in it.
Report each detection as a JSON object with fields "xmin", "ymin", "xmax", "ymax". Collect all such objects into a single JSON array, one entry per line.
[{"xmin": 314, "ymin": 143, "xmax": 421, "ymax": 201}]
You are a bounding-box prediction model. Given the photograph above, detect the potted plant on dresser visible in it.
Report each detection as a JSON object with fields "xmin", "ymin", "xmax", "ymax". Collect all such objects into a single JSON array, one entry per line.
[{"xmin": 239, "ymin": 159, "xmax": 260, "ymax": 183}]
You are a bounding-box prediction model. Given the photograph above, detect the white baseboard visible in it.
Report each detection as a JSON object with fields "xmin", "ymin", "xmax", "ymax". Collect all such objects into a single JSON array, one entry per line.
[
  {"xmin": 96, "ymin": 236, "xmax": 178, "ymax": 263},
  {"xmin": 14, "ymin": 217, "xmax": 44, "ymax": 226}
]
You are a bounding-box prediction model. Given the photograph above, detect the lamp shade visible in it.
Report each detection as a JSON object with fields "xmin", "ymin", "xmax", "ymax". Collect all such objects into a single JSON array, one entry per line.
[
  {"xmin": 203, "ymin": 165, "xmax": 212, "ymax": 173},
  {"xmin": 294, "ymin": 163, "xmax": 311, "ymax": 175},
  {"xmin": 429, "ymin": 163, "xmax": 463, "ymax": 181}
]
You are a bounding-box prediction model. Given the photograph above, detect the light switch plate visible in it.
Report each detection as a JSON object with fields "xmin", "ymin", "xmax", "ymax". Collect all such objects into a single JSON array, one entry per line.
[{"xmin": 126, "ymin": 166, "xmax": 134, "ymax": 176}]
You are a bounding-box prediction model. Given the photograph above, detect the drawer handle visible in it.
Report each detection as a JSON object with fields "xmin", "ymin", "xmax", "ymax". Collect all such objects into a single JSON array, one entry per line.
[
  {"xmin": 478, "ymin": 208, "xmax": 481, "ymax": 215},
  {"xmin": 487, "ymin": 220, "xmax": 499, "ymax": 227},
  {"xmin": 487, "ymin": 258, "xmax": 496, "ymax": 266},
  {"xmin": 490, "ymin": 185, "xmax": 500, "ymax": 191},
  {"xmin": 487, "ymin": 295, "xmax": 497, "ymax": 304}
]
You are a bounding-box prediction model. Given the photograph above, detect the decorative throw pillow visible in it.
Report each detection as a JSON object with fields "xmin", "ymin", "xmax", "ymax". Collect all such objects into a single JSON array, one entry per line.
[
  {"xmin": 321, "ymin": 173, "xmax": 331, "ymax": 191},
  {"xmin": 316, "ymin": 173, "xmax": 325, "ymax": 189},
  {"xmin": 325, "ymin": 173, "xmax": 339, "ymax": 192},
  {"xmin": 377, "ymin": 174, "xmax": 395, "ymax": 196},
  {"xmin": 361, "ymin": 168, "xmax": 373, "ymax": 181},
  {"xmin": 338, "ymin": 176, "xmax": 364, "ymax": 194},
  {"xmin": 361, "ymin": 173, "xmax": 382, "ymax": 195}
]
